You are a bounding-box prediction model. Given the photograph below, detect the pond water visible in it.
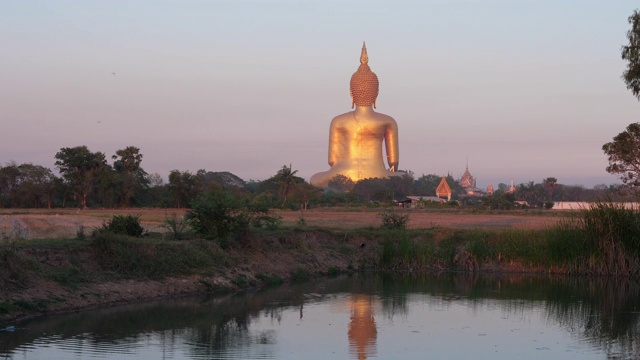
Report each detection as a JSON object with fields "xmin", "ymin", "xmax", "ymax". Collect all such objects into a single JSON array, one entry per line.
[{"xmin": 2, "ymin": 273, "xmax": 640, "ymax": 360}]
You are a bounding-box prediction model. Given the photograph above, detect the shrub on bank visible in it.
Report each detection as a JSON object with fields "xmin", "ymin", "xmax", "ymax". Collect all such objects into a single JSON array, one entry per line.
[
  {"xmin": 186, "ymin": 189, "xmax": 281, "ymax": 248},
  {"xmin": 379, "ymin": 208, "xmax": 410, "ymax": 230},
  {"xmin": 98, "ymin": 215, "xmax": 144, "ymax": 237}
]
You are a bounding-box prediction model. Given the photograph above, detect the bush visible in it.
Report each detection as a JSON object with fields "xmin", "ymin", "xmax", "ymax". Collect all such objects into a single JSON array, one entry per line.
[
  {"xmin": 187, "ymin": 190, "xmax": 283, "ymax": 246},
  {"xmin": 186, "ymin": 190, "xmax": 250, "ymax": 243},
  {"xmin": 161, "ymin": 212, "xmax": 190, "ymax": 240},
  {"xmin": 99, "ymin": 215, "xmax": 144, "ymax": 237},
  {"xmin": 379, "ymin": 207, "xmax": 410, "ymax": 230}
]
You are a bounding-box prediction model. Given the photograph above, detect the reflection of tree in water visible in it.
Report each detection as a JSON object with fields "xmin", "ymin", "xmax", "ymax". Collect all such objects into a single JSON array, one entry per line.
[
  {"xmin": 182, "ymin": 294, "xmax": 280, "ymax": 359},
  {"xmin": 379, "ymin": 272, "xmax": 640, "ymax": 359},
  {"xmin": 544, "ymin": 277, "xmax": 640, "ymax": 357},
  {"xmin": 4, "ymin": 274, "xmax": 640, "ymax": 359}
]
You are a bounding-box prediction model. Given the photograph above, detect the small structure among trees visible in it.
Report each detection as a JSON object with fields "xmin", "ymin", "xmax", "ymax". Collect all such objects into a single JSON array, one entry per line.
[{"xmin": 435, "ymin": 176, "xmax": 452, "ymax": 201}]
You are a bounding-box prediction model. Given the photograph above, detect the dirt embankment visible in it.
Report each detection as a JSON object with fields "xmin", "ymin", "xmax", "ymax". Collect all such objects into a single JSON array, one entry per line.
[
  {"xmin": 0, "ymin": 208, "xmax": 566, "ymax": 323},
  {"xmin": 1, "ymin": 229, "xmax": 380, "ymax": 323}
]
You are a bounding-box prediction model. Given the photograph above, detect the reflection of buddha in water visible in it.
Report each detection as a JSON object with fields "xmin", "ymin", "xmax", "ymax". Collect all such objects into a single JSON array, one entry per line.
[
  {"xmin": 310, "ymin": 42, "xmax": 402, "ymax": 187},
  {"xmin": 348, "ymin": 294, "xmax": 377, "ymax": 360}
]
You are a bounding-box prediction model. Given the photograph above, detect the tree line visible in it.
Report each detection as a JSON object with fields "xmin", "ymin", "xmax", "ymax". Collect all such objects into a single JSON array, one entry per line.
[{"xmin": 0, "ymin": 145, "xmax": 626, "ymax": 210}]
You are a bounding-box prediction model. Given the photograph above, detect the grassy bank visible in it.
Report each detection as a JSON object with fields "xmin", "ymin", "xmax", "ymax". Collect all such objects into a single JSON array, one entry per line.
[{"xmin": 1, "ymin": 202, "xmax": 639, "ymax": 323}]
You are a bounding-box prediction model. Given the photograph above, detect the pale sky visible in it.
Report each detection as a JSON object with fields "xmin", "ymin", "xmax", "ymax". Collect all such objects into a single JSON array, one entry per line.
[{"xmin": 1, "ymin": 1, "xmax": 638, "ymax": 188}]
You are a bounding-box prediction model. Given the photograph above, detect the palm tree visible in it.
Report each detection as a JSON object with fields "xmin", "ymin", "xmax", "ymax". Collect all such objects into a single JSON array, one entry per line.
[
  {"xmin": 277, "ymin": 164, "xmax": 298, "ymax": 208},
  {"xmin": 543, "ymin": 177, "xmax": 558, "ymax": 202},
  {"xmin": 112, "ymin": 146, "xmax": 148, "ymax": 207}
]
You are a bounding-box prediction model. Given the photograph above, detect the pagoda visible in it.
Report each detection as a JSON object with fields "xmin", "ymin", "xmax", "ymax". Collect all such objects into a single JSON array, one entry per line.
[
  {"xmin": 460, "ymin": 164, "xmax": 476, "ymax": 189},
  {"xmin": 507, "ymin": 178, "xmax": 516, "ymax": 193}
]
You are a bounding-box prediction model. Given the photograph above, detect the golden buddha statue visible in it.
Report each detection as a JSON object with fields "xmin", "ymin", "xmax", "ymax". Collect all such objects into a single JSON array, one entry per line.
[{"xmin": 310, "ymin": 42, "xmax": 401, "ymax": 187}]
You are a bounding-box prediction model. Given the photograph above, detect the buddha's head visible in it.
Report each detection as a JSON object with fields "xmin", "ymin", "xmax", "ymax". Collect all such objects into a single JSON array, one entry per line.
[{"xmin": 350, "ymin": 42, "xmax": 379, "ymax": 108}]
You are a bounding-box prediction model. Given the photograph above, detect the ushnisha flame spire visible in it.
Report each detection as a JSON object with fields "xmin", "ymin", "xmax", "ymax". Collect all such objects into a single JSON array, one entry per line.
[{"xmin": 350, "ymin": 41, "xmax": 379, "ymax": 108}]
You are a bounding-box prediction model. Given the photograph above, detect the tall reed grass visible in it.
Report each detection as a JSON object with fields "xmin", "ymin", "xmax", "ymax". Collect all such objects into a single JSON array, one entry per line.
[
  {"xmin": 562, "ymin": 201, "xmax": 640, "ymax": 276},
  {"xmin": 377, "ymin": 201, "xmax": 640, "ymax": 276}
]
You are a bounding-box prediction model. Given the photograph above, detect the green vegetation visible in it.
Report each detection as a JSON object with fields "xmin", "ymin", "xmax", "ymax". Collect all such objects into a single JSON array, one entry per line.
[
  {"xmin": 161, "ymin": 212, "xmax": 190, "ymax": 240},
  {"xmin": 378, "ymin": 207, "xmax": 410, "ymax": 230},
  {"xmin": 98, "ymin": 214, "xmax": 145, "ymax": 237},
  {"xmin": 185, "ymin": 189, "xmax": 281, "ymax": 248},
  {"xmin": 91, "ymin": 232, "xmax": 226, "ymax": 278},
  {"xmin": 603, "ymin": 123, "xmax": 640, "ymax": 195},
  {"xmin": 0, "ymin": 153, "xmax": 625, "ymax": 211},
  {"xmin": 3, "ymin": 200, "xmax": 640, "ymax": 322},
  {"xmin": 622, "ymin": 9, "xmax": 640, "ymax": 101},
  {"xmin": 377, "ymin": 201, "xmax": 640, "ymax": 276}
]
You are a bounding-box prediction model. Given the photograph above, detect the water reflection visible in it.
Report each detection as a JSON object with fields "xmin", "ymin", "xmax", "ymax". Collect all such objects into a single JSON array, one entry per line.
[
  {"xmin": 348, "ymin": 294, "xmax": 377, "ymax": 360},
  {"xmin": 1, "ymin": 273, "xmax": 640, "ymax": 359}
]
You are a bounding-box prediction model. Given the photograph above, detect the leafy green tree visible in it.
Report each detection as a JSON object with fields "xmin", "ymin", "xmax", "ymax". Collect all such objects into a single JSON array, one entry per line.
[
  {"xmin": 481, "ymin": 192, "xmax": 516, "ymax": 210},
  {"xmin": 327, "ymin": 174, "xmax": 355, "ymax": 193},
  {"xmin": 515, "ymin": 181, "xmax": 546, "ymax": 207},
  {"xmin": 54, "ymin": 146, "xmax": 108, "ymax": 208},
  {"xmin": 351, "ymin": 178, "xmax": 389, "ymax": 202},
  {"xmin": 290, "ymin": 180, "xmax": 322, "ymax": 210},
  {"xmin": 602, "ymin": 123, "xmax": 640, "ymax": 194},
  {"xmin": 112, "ymin": 146, "xmax": 149, "ymax": 207},
  {"xmin": 351, "ymin": 174, "xmax": 413, "ymax": 203},
  {"xmin": 276, "ymin": 164, "xmax": 299, "ymax": 208},
  {"xmin": 0, "ymin": 162, "xmax": 20, "ymax": 207},
  {"xmin": 414, "ymin": 174, "xmax": 441, "ymax": 196},
  {"xmin": 542, "ymin": 177, "xmax": 558, "ymax": 201},
  {"xmin": 186, "ymin": 190, "xmax": 246, "ymax": 241},
  {"xmin": 94, "ymin": 165, "xmax": 119, "ymax": 207},
  {"xmin": 146, "ymin": 172, "xmax": 170, "ymax": 207},
  {"xmin": 622, "ymin": 9, "xmax": 640, "ymax": 100},
  {"xmin": 15, "ymin": 164, "xmax": 57, "ymax": 208},
  {"xmin": 168, "ymin": 170, "xmax": 203, "ymax": 208}
]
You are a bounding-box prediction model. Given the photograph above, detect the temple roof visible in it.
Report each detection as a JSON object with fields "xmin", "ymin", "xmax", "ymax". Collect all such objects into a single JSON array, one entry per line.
[
  {"xmin": 436, "ymin": 176, "xmax": 452, "ymax": 198},
  {"xmin": 460, "ymin": 165, "xmax": 475, "ymax": 189}
]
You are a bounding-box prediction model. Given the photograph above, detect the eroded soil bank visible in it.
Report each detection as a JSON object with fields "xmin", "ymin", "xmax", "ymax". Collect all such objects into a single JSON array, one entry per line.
[
  {"xmin": 1, "ymin": 229, "xmax": 385, "ymax": 323},
  {"xmin": 0, "ymin": 209, "xmax": 570, "ymax": 325}
]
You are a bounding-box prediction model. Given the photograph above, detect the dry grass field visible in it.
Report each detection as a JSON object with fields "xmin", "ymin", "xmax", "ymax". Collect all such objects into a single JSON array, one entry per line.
[{"xmin": 0, "ymin": 207, "xmax": 567, "ymax": 239}]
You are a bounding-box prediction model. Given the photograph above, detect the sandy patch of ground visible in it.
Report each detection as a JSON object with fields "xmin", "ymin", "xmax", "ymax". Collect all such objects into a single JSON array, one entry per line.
[
  {"xmin": 277, "ymin": 208, "xmax": 563, "ymax": 230},
  {"xmin": 0, "ymin": 209, "xmax": 175, "ymax": 239},
  {"xmin": 0, "ymin": 208, "xmax": 564, "ymax": 239}
]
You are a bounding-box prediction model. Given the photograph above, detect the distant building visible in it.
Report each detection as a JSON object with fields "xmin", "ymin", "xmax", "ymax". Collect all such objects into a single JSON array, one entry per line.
[
  {"xmin": 435, "ymin": 176, "xmax": 452, "ymax": 201},
  {"xmin": 400, "ymin": 196, "xmax": 446, "ymax": 208},
  {"xmin": 486, "ymin": 182, "xmax": 494, "ymax": 195},
  {"xmin": 459, "ymin": 163, "xmax": 484, "ymax": 197},
  {"xmin": 460, "ymin": 164, "xmax": 476, "ymax": 189},
  {"xmin": 508, "ymin": 178, "xmax": 516, "ymax": 193}
]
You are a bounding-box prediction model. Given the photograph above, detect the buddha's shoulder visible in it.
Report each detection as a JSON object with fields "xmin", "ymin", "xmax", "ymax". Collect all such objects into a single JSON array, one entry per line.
[
  {"xmin": 330, "ymin": 112, "xmax": 355, "ymax": 124},
  {"xmin": 331, "ymin": 111, "xmax": 397, "ymax": 121},
  {"xmin": 372, "ymin": 112, "xmax": 397, "ymax": 123}
]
